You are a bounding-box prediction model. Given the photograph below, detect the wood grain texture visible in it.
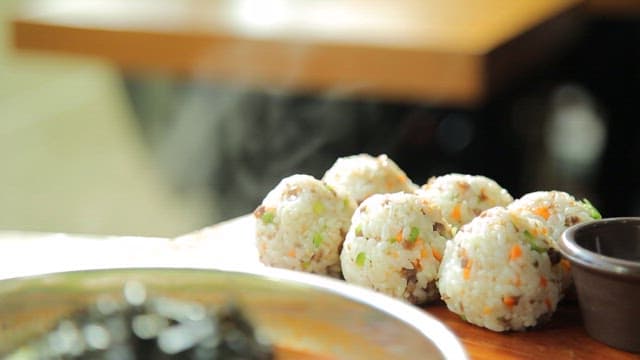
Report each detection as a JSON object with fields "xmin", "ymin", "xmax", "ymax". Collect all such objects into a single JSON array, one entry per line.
[
  {"xmin": 11, "ymin": 0, "xmax": 583, "ymax": 106},
  {"xmin": 425, "ymin": 302, "xmax": 637, "ymax": 359}
]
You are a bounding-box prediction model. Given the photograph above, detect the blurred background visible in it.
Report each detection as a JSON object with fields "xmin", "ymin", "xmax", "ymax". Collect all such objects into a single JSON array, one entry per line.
[
  {"xmin": 0, "ymin": 0, "xmax": 214, "ymax": 236},
  {"xmin": 2, "ymin": 0, "xmax": 640, "ymax": 237}
]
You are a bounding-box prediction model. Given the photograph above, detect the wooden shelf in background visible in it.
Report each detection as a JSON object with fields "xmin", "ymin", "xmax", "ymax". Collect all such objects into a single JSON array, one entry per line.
[{"xmin": 13, "ymin": 0, "xmax": 583, "ymax": 106}]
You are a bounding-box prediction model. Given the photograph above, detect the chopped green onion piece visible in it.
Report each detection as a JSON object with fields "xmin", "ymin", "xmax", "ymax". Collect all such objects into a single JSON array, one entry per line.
[
  {"xmin": 313, "ymin": 233, "xmax": 323, "ymax": 248},
  {"xmin": 408, "ymin": 226, "xmax": 420, "ymax": 243},
  {"xmin": 523, "ymin": 230, "xmax": 534, "ymax": 240},
  {"xmin": 356, "ymin": 252, "xmax": 366, "ymax": 267},
  {"xmin": 523, "ymin": 230, "xmax": 545, "ymax": 253},
  {"xmin": 261, "ymin": 211, "xmax": 275, "ymax": 224},
  {"xmin": 313, "ymin": 201, "xmax": 325, "ymax": 215},
  {"xmin": 529, "ymin": 244, "xmax": 546, "ymax": 253},
  {"xmin": 355, "ymin": 224, "xmax": 363, "ymax": 237},
  {"xmin": 582, "ymin": 198, "xmax": 602, "ymax": 219}
]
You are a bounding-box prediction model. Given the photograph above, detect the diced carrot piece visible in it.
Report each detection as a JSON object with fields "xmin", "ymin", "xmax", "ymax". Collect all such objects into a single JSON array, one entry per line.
[
  {"xmin": 450, "ymin": 204, "xmax": 462, "ymax": 223},
  {"xmin": 483, "ymin": 306, "xmax": 493, "ymax": 315},
  {"xmin": 385, "ymin": 177, "xmax": 398, "ymax": 190},
  {"xmin": 503, "ymin": 296, "xmax": 517, "ymax": 308},
  {"xmin": 509, "ymin": 244, "xmax": 522, "ymax": 261},
  {"xmin": 513, "ymin": 275, "xmax": 521, "ymax": 287},
  {"xmin": 534, "ymin": 206, "xmax": 551, "ymax": 220},
  {"xmin": 432, "ymin": 248, "xmax": 443, "ymax": 261},
  {"xmin": 287, "ymin": 249, "xmax": 296, "ymax": 258},
  {"xmin": 463, "ymin": 259, "xmax": 472, "ymax": 280},
  {"xmin": 540, "ymin": 276, "xmax": 548, "ymax": 288},
  {"xmin": 561, "ymin": 259, "xmax": 572, "ymax": 272},
  {"xmin": 395, "ymin": 230, "xmax": 403, "ymax": 243},
  {"xmin": 420, "ymin": 247, "xmax": 428, "ymax": 259}
]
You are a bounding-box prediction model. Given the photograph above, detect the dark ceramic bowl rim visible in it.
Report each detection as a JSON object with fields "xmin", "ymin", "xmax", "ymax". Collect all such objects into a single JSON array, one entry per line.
[{"xmin": 559, "ymin": 217, "xmax": 640, "ymax": 276}]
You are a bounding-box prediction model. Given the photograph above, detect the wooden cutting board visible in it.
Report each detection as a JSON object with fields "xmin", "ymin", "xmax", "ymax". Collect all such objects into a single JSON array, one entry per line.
[
  {"xmin": 424, "ymin": 302, "xmax": 635, "ymax": 359},
  {"xmin": 182, "ymin": 215, "xmax": 639, "ymax": 359}
]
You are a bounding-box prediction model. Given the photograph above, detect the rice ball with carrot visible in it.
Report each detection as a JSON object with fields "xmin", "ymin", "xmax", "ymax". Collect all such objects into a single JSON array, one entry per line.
[
  {"xmin": 508, "ymin": 191, "xmax": 601, "ymax": 291},
  {"xmin": 508, "ymin": 191, "xmax": 600, "ymax": 243},
  {"xmin": 340, "ymin": 192, "xmax": 453, "ymax": 304},
  {"xmin": 438, "ymin": 207, "xmax": 563, "ymax": 332},
  {"xmin": 254, "ymin": 174, "xmax": 357, "ymax": 278},
  {"xmin": 322, "ymin": 154, "xmax": 417, "ymax": 204},
  {"xmin": 416, "ymin": 174, "xmax": 513, "ymax": 229}
]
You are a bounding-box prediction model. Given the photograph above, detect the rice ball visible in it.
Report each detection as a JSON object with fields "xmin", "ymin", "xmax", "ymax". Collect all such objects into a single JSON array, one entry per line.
[
  {"xmin": 508, "ymin": 191, "xmax": 600, "ymax": 243},
  {"xmin": 340, "ymin": 192, "xmax": 453, "ymax": 304},
  {"xmin": 438, "ymin": 207, "xmax": 563, "ymax": 332},
  {"xmin": 508, "ymin": 191, "xmax": 601, "ymax": 291},
  {"xmin": 254, "ymin": 174, "xmax": 357, "ymax": 277},
  {"xmin": 417, "ymin": 174, "xmax": 513, "ymax": 228},
  {"xmin": 322, "ymin": 154, "xmax": 417, "ymax": 204}
]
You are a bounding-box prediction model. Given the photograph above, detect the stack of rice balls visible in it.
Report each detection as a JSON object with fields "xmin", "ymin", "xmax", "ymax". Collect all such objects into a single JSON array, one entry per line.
[{"xmin": 253, "ymin": 153, "xmax": 602, "ymax": 332}]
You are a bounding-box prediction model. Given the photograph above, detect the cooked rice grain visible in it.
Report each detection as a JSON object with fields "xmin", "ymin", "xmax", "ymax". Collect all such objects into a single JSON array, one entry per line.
[{"xmin": 255, "ymin": 174, "xmax": 356, "ymax": 277}]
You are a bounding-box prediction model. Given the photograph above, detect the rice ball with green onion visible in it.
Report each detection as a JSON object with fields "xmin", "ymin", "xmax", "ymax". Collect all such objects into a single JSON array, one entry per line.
[
  {"xmin": 417, "ymin": 174, "xmax": 513, "ymax": 229},
  {"xmin": 508, "ymin": 191, "xmax": 600, "ymax": 244},
  {"xmin": 340, "ymin": 192, "xmax": 453, "ymax": 304},
  {"xmin": 438, "ymin": 207, "xmax": 563, "ymax": 332},
  {"xmin": 507, "ymin": 191, "xmax": 601, "ymax": 291},
  {"xmin": 322, "ymin": 154, "xmax": 417, "ymax": 204},
  {"xmin": 254, "ymin": 174, "xmax": 357, "ymax": 278}
]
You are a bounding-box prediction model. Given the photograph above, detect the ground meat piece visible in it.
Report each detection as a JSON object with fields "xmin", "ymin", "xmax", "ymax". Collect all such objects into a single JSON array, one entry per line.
[
  {"xmin": 564, "ymin": 216, "xmax": 581, "ymax": 227},
  {"xmin": 401, "ymin": 266, "xmax": 419, "ymax": 302},
  {"xmin": 456, "ymin": 182, "xmax": 470, "ymax": 192},
  {"xmin": 547, "ymin": 248, "xmax": 562, "ymax": 265},
  {"xmin": 478, "ymin": 189, "xmax": 488, "ymax": 202},
  {"xmin": 254, "ymin": 205, "xmax": 266, "ymax": 218},
  {"xmin": 433, "ymin": 222, "xmax": 446, "ymax": 236},
  {"xmin": 283, "ymin": 185, "xmax": 301, "ymax": 200}
]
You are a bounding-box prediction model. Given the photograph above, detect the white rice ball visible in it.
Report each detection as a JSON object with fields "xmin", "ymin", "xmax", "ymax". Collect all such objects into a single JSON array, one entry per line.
[
  {"xmin": 438, "ymin": 207, "xmax": 563, "ymax": 332},
  {"xmin": 508, "ymin": 191, "xmax": 600, "ymax": 243},
  {"xmin": 255, "ymin": 174, "xmax": 357, "ymax": 277},
  {"xmin": 507, "ymin": 191, "xmax": 601, "ymax": 291},
  {"xmin": 322, "ymin": 154, "xmax": 417, "ymax": 204},
  {"xmin": 417, "ymin": 174, "xmax": 513, "ymax": 228},
  {"xmin": 340, "ymin": 192, "xmax": 453, "ymax": 304}
]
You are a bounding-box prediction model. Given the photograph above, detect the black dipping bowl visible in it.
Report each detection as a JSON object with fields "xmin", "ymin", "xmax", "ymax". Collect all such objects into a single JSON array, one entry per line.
[{"xmin": 559, "ymin": 218, "xmax": 640, "ymax": 353}]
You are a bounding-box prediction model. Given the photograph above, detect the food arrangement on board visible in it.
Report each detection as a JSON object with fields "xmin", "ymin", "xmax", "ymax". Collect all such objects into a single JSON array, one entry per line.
[{"xmin": 254, "ymin": 153, "xmax": 601, "ymax": 332}]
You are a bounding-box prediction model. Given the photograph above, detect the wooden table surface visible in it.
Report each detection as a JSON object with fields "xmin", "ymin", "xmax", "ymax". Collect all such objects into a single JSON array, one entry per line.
[
  {"xmin": 180, "ymin": 215, "xmax": 639, "ymax": 359},
  {"xmin": 1, "ymin": 215, "xmax": 637, "ymax": 358},
  {"xmin": 12, "ymin": 0, "xmax": 583, "ymax": 106}
]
